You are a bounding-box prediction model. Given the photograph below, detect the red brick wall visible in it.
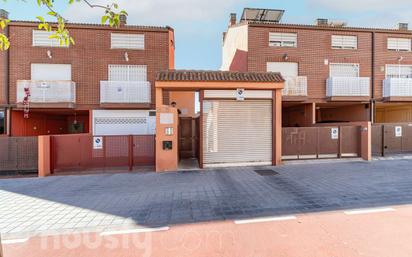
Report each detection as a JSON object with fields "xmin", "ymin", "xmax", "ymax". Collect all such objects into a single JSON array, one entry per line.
[
  {"xmin": 7, "ymin": 23, "xmax": 173, "ymax": 110},
  {"xmin": 247, "ymin": 25, "xmax": 373, "ymax": 101},
  {"xmin": 374, "ymin": 33, "xmax": 412, "ymax": 99}
]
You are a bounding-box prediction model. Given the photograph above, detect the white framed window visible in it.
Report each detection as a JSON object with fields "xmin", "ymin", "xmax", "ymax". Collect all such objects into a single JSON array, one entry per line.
[
  {"xmin": 331, "ymin": 35, "xmax": 357, "ymax": 49},
  {"xmin": 386, "ymin": 64, "xmax": 412, "ymax": 78},
  {"xmin": 267, "ymin": 62, "xmax": 298, "ymax": 77},
  {"xmin": 108, "ymin": 65, "xmax": 147, "ymax": 81},
  {"xmin": 269, "ymin": 32, "xmax": 297, "ymax": 47},
  {"xmin": 330, "ymin": 63, "xmax": 360, "ymax": 77},
  {"xmin": 31, "ymin": 64, "xmax": 72, "ymax": 80},
  {"xmin": 111, "ymin": 33, "xmax": 145, "ymax": 50},
  {"xmin": 32, "ymin": 30, "xmax": 68, "ymax": 48},
  {"xmin": 387, "ymin": 38, "xmax": 411, "ymax": 51}
]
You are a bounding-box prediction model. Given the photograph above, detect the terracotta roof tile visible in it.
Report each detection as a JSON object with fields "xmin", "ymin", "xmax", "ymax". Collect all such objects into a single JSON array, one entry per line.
[{"xmin": 156, "ymin": 70, "xmax": 284, "ymax": 82}]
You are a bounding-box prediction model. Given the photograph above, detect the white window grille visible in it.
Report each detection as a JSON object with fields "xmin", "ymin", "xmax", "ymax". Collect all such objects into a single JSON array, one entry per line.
[
  {"xmin": 111, "ymin": 33, "xmax": 145, "ymax": 50},
  {"xmin": 386, "ymin": 65, "xmax": 412, "ymax": 78},
  {"xmin": 329, "ymin": 63, "xmax": 360, "ymax": 77},
  {"xmin": 331, "ymin": 35, "xmax": 357, "ymax": 49},
  {"xmin": 32, "ymin": 30, "xmax": 68, "ymax": 48},
  {"xmin": 108, "ymin": 65, "xmax": 147, "ymax": 81},
  {"xmin": 269, "ymin": 33, "xmax": 297, "ymax": 47},
  {"xmin": 387, "ymin": 38, "xmax": 411, "ymax": 51}
]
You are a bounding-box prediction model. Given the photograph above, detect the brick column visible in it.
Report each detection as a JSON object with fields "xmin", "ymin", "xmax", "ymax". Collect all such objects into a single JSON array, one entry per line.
[
  {"xmin": 38, "ymin": 135, "xmax": 51, "ymax": 177},
  {"xmin": 273, "ymin": 89, "xmax": 282, "ymax": 166}
]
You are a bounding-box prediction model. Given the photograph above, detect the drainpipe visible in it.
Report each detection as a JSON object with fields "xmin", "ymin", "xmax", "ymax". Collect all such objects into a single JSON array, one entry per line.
[
  {"xmin": 3, "ymin": 22, "xmax": 10, "ymax": 135},
  {"xmin": 370, "ymin": 31, "xmax": 376, "ymax": 124}
]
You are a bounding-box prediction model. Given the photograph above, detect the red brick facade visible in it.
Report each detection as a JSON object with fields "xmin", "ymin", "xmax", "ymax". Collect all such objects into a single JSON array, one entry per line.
[
  {"xmin": 224, "ymin": 21, "xmax": 412, "ymax": 124},
  {"xmin": 0, "ymin": 21, "xmax": 174, "ymax": 136},
  {"xmin": 4, "ymin": 22, "xmax": 174, "ymax": 109}
]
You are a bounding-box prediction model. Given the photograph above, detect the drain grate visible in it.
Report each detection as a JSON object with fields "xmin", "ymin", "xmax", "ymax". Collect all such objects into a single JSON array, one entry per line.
[{"xmin": 254, "ymin": 169, "xmax": 279, "ymax": 176}]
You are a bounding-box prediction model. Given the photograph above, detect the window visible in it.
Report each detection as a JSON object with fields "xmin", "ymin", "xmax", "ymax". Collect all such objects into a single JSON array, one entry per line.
[
  {"xmin": 0, "ymin": 110, "xmax": 5, "ymax": 134},
  {"xmin": 330, "ymin": 63, "xmax": 359, "ymax": 77},
  {"xmin": 108, "ymin": 65, "xmax": 147, "ymax": 81},
  {"xmin": 31, "ymin": 64, "xmax": 72, "ymax": 81},
  {"xmin": 387, "ymin": 38, "xmax": 411, "ymax": 51},
  {"xmin": 111, "ymin": 33, "xmax": 145, "ymax": 50},
  {"xmin": 386, "ymin": 65, "xmax": 412, "ymax": 78},
  {"xmin": 269, "ymin": 32, "xmax": 297, "ymax": 47},
  {"xmin": 331, "ymin": 35, "xmax": 357, "ymax": 49},
  {"xmin": 32, "ymin": 30, "xmax": 69, "ymax": 47},
  {"xmin": 267, "ymin": 62, "xmax": 298, "ymax": 77}
]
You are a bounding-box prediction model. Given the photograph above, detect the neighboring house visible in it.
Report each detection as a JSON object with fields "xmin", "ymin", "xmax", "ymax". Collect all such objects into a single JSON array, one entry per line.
[
  {"xmin": 222, "ymin": 8, "xmax": 412, "ymax": 126},
  {"xmin": 0, "ymin": 9, "xmax": 175, "ymax": 136}
]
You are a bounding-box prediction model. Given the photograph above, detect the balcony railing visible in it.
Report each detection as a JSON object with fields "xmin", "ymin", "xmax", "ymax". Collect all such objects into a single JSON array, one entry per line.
[
  {"xmin": 282, "ymin": 76, "xmax": 308, "ymax": 96},
  {"xmin": 326, "ymin": 77, "xmax": 370, "ymax": 97},
  {"xmin": 383, "ymin": 78, "xmax": 412, "ymax": 97},
  {"xmin": 100, "ymin": 81, "xmax": 151, "ymax": 104},
  {"xmin": 17, "ymin": 80, "xmax": 76, "ymax": 104}
]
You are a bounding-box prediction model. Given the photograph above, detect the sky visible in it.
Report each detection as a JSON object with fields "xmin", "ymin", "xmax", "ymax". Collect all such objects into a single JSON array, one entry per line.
[{"xmin": 2, "ymin": 0, "xmax": 412, "ymax": 70}]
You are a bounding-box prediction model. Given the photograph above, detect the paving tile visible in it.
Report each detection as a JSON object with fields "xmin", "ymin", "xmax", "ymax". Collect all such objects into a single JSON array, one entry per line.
[{"xmin": 2, "ymin": 159, "xmax": 412, "ymax": 238}]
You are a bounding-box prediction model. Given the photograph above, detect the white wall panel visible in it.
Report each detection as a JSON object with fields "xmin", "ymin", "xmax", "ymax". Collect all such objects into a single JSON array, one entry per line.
[{"xmin": 93, "ymin": 110, "xmax": 155, "ymax": 136}]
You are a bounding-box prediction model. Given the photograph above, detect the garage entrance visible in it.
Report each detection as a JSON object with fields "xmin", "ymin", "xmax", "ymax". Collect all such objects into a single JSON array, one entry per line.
[
  {"xmin": 154, "ymin": 70, "xmax": 285, "ymax": 172},
  {"xmin": 202, "ymin": 99, "xmax": 272, "ymax": 167}
]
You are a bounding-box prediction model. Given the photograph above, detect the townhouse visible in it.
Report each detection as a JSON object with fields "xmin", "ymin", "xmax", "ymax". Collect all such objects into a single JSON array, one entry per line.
[
  {"xmin": 0, "ymin": 9, "xmax": 176, "ymax": 137},
  {"xmin": 222, "ymin": 8, "xmax": 412, "ymax": 127}
]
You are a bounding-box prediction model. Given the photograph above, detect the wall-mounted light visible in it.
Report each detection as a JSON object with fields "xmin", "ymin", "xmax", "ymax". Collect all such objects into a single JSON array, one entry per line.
[
  {"xmin": 124, "ymin": 52, "xmax": 129, "ymax": 62},
  {"xmin": 283, "ymin": 54, "xmax": 289, "ymax": 61},
  {"xmin": 47, "ymin": 50, "xmax": 52, "ymax": 59}
]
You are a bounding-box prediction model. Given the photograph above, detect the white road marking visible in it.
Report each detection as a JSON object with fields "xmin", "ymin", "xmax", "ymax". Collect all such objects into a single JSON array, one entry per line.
[
  {"xmin": 344, "ymin": 207, "xmax": 395, "ymax": 215},
  {"xmin": 100, "ymin": 227, "xmax": 170, "ymax": 236},
  {"xmin": 234, "ymin": 216, "xmax": 297, "ymax": 225},
  {"xmin": 1, "ymin": 238, "xmax": 29, "ymax": 245}
]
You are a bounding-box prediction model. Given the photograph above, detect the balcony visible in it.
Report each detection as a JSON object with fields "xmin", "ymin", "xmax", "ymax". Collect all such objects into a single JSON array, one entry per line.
[
  {"xmin": 100, "ymin": 81, "xmax": 151, "ymax": 106},
  {"xmin": 17, "ymin": 80, "xmax": 76, "ymax": 108},
  {"xmin": 383, "ymin": 78, "xmax": 412, "ymax": 101},
  {"xmin": 326, "ymin": 77, "xmax": 370, "ymax": 101},
  {"xmin": 282, "ymin": 76, "xmax": 308, "ymax": 101}
]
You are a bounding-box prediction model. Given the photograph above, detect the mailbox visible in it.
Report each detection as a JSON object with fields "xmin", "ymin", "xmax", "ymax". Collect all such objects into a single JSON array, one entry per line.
[{"xmin": 163, "ymin": 141, "xmax": 173, "ymax": 150}]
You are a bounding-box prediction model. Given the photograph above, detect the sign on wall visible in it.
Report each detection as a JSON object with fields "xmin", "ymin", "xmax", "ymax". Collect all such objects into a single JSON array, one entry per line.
[
  {"xmin": 93, "ymin": 137, "xmax": 103, "ymax": 150},
  {"xmin": 160, "ymin": 113, "xmax": 174, "ymax": 124},
  {"xmin": 236, "ymin": 89, "xmax": 245, "ymax": 101},
  {"xmin": 331, "ymin": 128, "xmax": 339, "ymax": 140},
  {"xmin": 395, "ymin": 126, "xmax": 403, "ymax": 137}
]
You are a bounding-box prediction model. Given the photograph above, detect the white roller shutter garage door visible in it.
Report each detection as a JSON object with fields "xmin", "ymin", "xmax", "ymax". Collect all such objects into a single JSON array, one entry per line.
[{"xmin": 203, "ymin": 100, "xmax": 272, "ymax": 166}]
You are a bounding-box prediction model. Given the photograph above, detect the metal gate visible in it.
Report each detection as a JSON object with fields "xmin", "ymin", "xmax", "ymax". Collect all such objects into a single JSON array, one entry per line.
[
  {"xmin": 0, "ymin": 137, "xmax": 38, "ymax": 174},
  {"xmin": 51, "ymin": 134, "xmax": 155, "ymax": 173},
  {"xmin": 282, "ymin": 126, "xmax": 361, "ymax": 160},
  {"xmin": 372, "ymin": 123, "xmax": 412, "ymax": 156}
]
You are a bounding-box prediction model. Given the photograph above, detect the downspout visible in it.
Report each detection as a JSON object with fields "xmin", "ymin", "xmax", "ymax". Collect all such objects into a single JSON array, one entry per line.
[
  {"xmin": 3, "ymin": 23, "xmax": 10, "ymax": 135},
  {"xmin": 371, "ymin": 31, "xmax": 376, "ymax": 124}
]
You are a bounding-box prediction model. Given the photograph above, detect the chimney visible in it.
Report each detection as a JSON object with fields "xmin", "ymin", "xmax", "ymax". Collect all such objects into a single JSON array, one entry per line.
[
  {"xmin": 229, "ymin": 13, "xmax": 237, "ymax": 26},
  {"xmin": 119, "ymin": 14, "xmax": 127, "ymax": 26},
  {"xmin": 316, "ymin": 18, "xmax": 328, "ymax": 26},
  {"xmin": 398, "ymin": 23, "xmax": 409, "ymax": 30},
  {"xmin": 0, "ymin": 9, "xmax": 9, "ymax": 19}
]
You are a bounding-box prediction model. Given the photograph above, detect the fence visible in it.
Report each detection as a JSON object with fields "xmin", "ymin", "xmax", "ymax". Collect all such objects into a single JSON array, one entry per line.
[
  {"xmin": 0, "ymin": 137, "xmax": 38, "ymax": 174},
  {"xmin": 372, "ymin": 123, "xmax": 412, "ymax": 156},
  {"xmin": 51, "ymin": 134, "xmax": 155, "ymax": 173},
  {"xmin": 282, "ymin": 126, "xmax": 361, "ymax": 160}
]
